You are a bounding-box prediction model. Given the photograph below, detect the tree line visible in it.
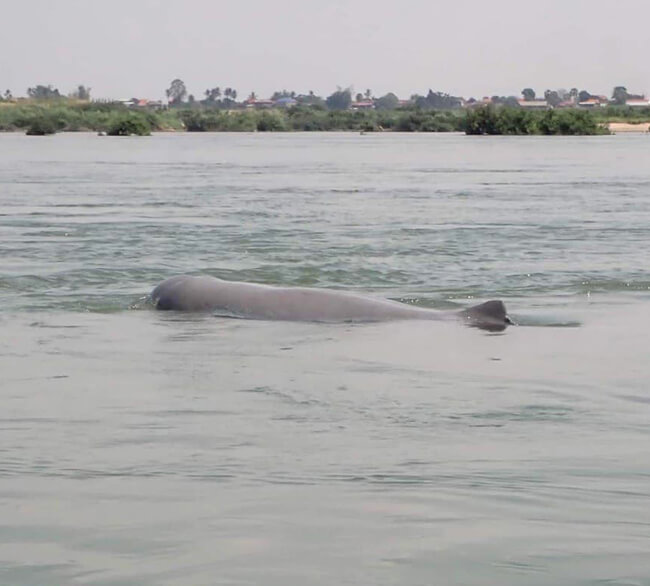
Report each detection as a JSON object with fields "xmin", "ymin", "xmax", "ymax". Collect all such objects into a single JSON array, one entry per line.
[
  {"xmin": 162, "ymin": 80, "xmax": 649, "ymax": 109},
  {"xmin": 519, "ymin": 85, "xmax": 645, "ymax": 106},
  {"xmin": 1, "ymin": 80, "xmax": 645, "ymax": 111},
  {"xmin": 0, "ymin": 84, "xmax": 92, "ymax": 101}
]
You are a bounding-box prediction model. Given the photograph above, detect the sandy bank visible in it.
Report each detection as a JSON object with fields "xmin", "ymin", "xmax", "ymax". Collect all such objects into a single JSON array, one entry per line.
[{"xmin": 608, "ymin": 122, "xmax": 649, "ymax": 133}]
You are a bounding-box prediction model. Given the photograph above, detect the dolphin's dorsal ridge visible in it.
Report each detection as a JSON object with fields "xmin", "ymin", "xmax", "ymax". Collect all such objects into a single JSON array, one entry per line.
[{"xmin": 459, "ymin": 299, "xmax": 510, "ymax": 331}]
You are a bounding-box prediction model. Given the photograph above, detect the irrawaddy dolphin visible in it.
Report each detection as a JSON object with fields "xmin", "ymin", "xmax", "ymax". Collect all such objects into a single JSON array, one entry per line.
[{"xmin": 151, "ymin": 275, "xmax": 512, "ymax": 331}]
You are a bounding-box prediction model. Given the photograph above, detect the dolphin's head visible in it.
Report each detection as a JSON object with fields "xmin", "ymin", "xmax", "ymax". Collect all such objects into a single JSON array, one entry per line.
[{"xmin": 150, "ymin": 275, "xmax": 193, "ymax": 310}]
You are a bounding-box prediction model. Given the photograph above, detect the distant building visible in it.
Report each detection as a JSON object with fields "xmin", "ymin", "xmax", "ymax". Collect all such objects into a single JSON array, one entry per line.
[
  {"xmin": 115, "ymin": 98, "xmax": 164, "ymax": 110},
  {"xmin": 350, "ymin": 101, "xmax": 375, "ymax": 110},
  {"xmin": 578, "ymin": 97, "xmax": 607, "ymax": 108},
  {"xmin": 245, "ymin": 99, "xmax": 274, "ymax": 109},
  {"xmin": 274, "ymin": 97, "xmax": 297, "ymax": 108},
  {"xmin": 625, "ymin": 98, "xmax": 650, "ymax": 108},
  {"xmin": 517, "ymin": 99, "xmax": 549, "ymax": 110}
]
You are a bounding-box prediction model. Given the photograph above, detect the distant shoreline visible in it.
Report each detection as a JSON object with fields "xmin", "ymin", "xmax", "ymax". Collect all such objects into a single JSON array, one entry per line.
[
  {"xmin": 1, "ymin": 127, "xmax": 648, "ymax": 136},
  {"xmin": 2, "ymin": 101, "xmax": 649, "ymax": 136}
]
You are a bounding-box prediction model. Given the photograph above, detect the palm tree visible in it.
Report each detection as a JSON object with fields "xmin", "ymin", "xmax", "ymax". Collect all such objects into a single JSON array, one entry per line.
[{"xmin": 205, "ymin": 87, "xmax": 221, "ymax": 102}]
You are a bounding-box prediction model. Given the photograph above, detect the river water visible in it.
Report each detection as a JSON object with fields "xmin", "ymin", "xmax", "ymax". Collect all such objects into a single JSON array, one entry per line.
[{"xmin": 1, "ymin": 132, "xmax": 649, "ymax": 586}]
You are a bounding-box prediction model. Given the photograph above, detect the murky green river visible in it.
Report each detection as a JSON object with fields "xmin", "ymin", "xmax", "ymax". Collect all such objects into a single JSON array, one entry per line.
[{"xmin": 1, "ymin": 132, "xmax": 649, "ymax": 585}]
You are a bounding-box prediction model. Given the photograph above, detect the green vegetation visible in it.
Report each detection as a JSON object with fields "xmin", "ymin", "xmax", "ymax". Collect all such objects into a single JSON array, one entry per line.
[
  {"xmin": 71, "ymin": 85, "xmax": 91, "ymax": 100},
  {"xmin": 106, "ymin": 112, "xmax": 152, "ymax": 136},
  {"xmin": 590, "ymin": 105, "xmax": 650, "ymax": 123},
  {"xmin": 175, "ymin": 106, "xmax": 465, "ymax": 132},
  {"xmin": 612, "ymin": 86, "xmax": 629, "ymax": 106},
  {"xmin": 166, "ymin": 78, "xmax": 187, "ymax": 106},
  {"xmin": 0, "ymin": 102, "xmax": 182, "ymax": 133},
  {"xmin": 374, "ymin": 92, "xmax": 399, "ymax": 110},
  {"xmin": 2, "ymin": 98, "xmax": 648, "ymax": 136},
  {"xmin": 392, "ymin": 110, "xmax": 463, "ymax": 132},
  {"xmin": 325, "ymin": 89, "xmax": 352, "ymax": 111},
  {"xmin": 521, "ymin": 88, "xmax": 536, "ymax": 101},
  {"xmin": 465, "ymin": 106, "xmax": 609, "ymax": 135},
  {"xmin": 25, "ymin": 116, "xmax": 59, "ymax": 135},
  {"xmin": 27, "ymin": 84, "xmax": 62, "ymax": 100},
  {"xmin": 412, "ymin": 90, "xmax": 463, "ymax": 109}
]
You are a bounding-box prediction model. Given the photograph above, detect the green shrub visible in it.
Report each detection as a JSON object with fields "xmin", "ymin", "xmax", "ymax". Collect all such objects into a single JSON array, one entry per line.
[
  {"xmin": 394, "ymin": 110, "xmax": 463, "ymax": 132},
  {"xmin": 538, "ymin": 109, "xmax": 605, "ymax": 135},
  {"xmin": 465, "ymin": 105, "xmax": 500, "ymax": 134},
  {"xmin": 25, "ymin": 116, "xmax": 58, "ymax": 135},
  {"xmin": 465, "ymin": 105, "xmax": 608, "ymax": 135},
  {"xmin": 177, "ymin": 109, "xmax": 259, "ymax": 131},
  {"xmin": 1, "ymin": 99, "xmax": 627, "ymax": 135},
  {"xmin": 256, "ymin": 111, "xmax": 287, "ymax": 131},
  {"xmin": 106, "ymin": 113, "xmax": 151, "ymax": 136}
]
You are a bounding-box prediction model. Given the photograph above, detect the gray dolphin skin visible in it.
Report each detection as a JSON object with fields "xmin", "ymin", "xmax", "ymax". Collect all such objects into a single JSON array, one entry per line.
[{"xmin": 151, "ymin": 275, "xmax": 511, "ymax": 331}]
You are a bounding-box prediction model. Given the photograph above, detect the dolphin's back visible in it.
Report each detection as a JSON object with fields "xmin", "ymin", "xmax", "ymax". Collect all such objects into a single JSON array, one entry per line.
[
  {"xmin": 151, "ymin": 275, "xmax": 425, "ymax": 321},
  {"xmin": 151, "ymin": 275, "xmax": 511, "ymax": 330}
]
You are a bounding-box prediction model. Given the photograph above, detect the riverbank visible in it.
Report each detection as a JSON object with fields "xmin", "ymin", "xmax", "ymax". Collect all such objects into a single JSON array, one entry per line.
[
  {"xmin": 2, "ymin": 101, "xmax": 649, "ymax": 135},
  {"xmin": 608, "ymin": 121, "xmax": 650, "ymax": 133}
]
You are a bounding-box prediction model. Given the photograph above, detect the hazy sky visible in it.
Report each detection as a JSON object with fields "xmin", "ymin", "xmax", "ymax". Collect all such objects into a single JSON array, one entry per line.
[{"xmin": 2, "ymin": 0, "xmax": 649, "ymax": 101}]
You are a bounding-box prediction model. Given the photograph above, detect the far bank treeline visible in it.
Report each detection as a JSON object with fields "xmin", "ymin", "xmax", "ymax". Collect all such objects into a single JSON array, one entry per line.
[
  {"xmin": 2, "ymin": 82, "xmax": 650, "ymax": 135},
  {"xmin": 0, "ymin": 101, "xmax": 626, "ymax": 135}
]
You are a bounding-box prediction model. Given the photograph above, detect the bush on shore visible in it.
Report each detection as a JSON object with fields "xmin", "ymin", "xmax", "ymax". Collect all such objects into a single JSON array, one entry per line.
[
  {"xmin": 178, "ymin": 109, "xmax": 258, "ymax": 131},
  {"xmin": 106, "ymin": 113, "xmax": 151, "ymax": 136},
  {"xmin": 0, "ymin": 103, "xmax": 178, "ymax": 133},
  {"xmin": 0, "ymin": 101, "xmax": 632, "ymax": 135},
  {"xmin": 465, "ymin": 105, "xmax": 608, "ymax": 135},
  {"xmin": 25, "ymin": 116, "xmax": 60, "ymax": 135}
]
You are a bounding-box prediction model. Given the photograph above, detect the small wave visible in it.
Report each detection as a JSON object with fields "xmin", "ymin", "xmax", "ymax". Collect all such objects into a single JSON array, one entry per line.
[
  {"xmin": 412, "ymin": 167, "xmax": 532, "ymax": 174},
  {"xmin": 468, "ymin": 404, "xmax": 576, "ymax": 423},
  {"xmin": 237, "ymin": 386, "xmax": 325, "ymax": 407},
  {"xmin": 508, "ymin": 314, "xmax": 582, "ymax": 328},
  {"xmin": 573, "ymin": 278, "xmax": 650, "ymax": 294}
]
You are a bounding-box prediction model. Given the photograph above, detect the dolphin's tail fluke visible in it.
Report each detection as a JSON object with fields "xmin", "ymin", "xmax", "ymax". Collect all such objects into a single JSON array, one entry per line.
[{"xmin": 458, "ymin": 300, "xmax": 512, "ymax": 332}]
